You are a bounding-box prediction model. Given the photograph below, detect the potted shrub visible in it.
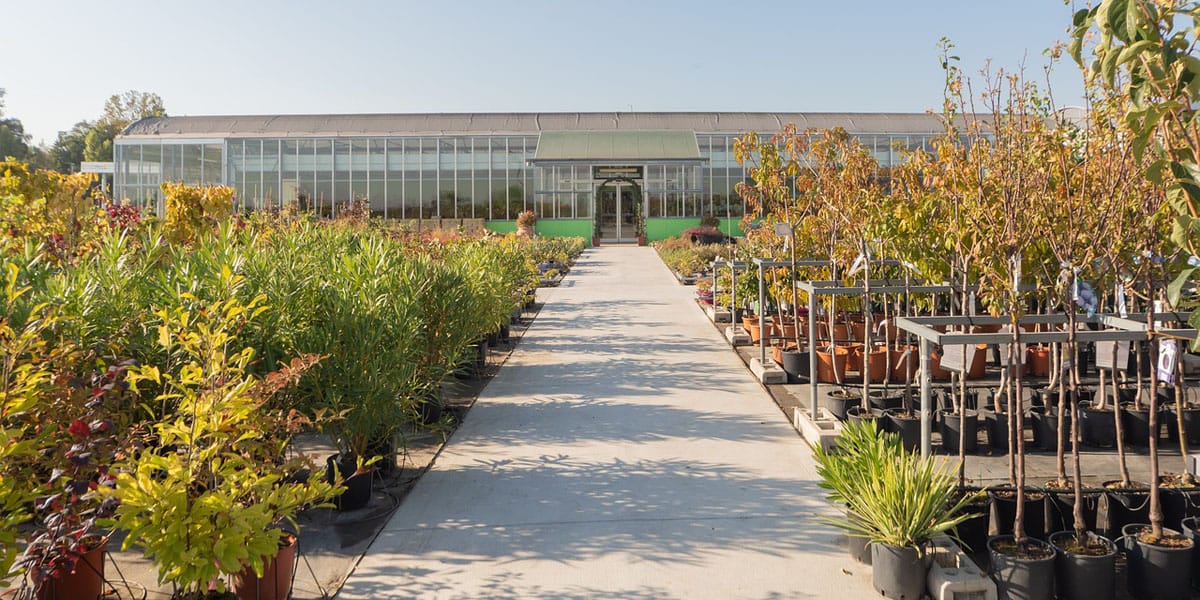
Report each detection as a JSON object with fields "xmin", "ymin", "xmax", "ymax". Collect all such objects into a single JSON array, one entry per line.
[
  {"xmin": 106, "ymin": 299, "xmax": 340, "ymax": 600},
  {"xmin": 817, "ymin": 421, "xmax": 979, "ymax": 599},
  {"xmin": 0, "ymin": 278, "xmax": 68, "ymax": 590},
  {"xmin": 21, "ymin": 363, "xmax": 136, "ymax": 600},
  {"xmin": 515, "ymin": 210, "xmax": 537, "ymax": 237}
]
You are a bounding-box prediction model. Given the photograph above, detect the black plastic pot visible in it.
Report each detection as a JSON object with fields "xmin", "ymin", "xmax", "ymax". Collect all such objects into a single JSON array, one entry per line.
[
  {"xmin": 418, "ymin": 389, "xmax": 444, "ymax": 424},
  {"xmin": 1030, "ymin": 405, "xmax": 1071, "ymax": 452},
  {"xmin": 824, "ymin": 390, "xmax": 859, "ymax": 421},
  {"xmin": 1164, "ymin": 403, "xmax": 1200, "ymax": 446},
  {"xmin": 870, "ymin": 542, "xmax": 930, "ymax": 600},
  {"xmin": 499, "ymin": 323, "xmax": 510, "ymax": 342},
  {"xmin": 954, "ymin": 489, "xmax": 991, "ymax": 554},
  {"xmin": 869, "ymin": 391, "xmax": 905, "ymax": 411},
  {"xmin": 846, "ymin": 509, "xmax": 872, "ymax": 565},
  {"xmin": 1078, "ymin": 401, "xmax": 1117, "ymax": 448},
  {"xmin": 1120, "ymin": 404, "xmax": 1156, "ymax": 447},
  {"xmin": 1046, "ymin": 487, "xmax": 1101, "ymax": 534},
  {"xmin": 1122, "ymin": 523, "xmax": 1193, "ymax": 599},
  {"xmin": 991, "ymin": 488, "xmax": 1047, "ymax": 540},
  {"xmin": 1048, "ymin": 531, "xmax": 1116, "ymax": 600},
  {"xmin": 1180, "ymin": 517, "xmax": 1200, "ymax": 591},
  {"xmin": 987, "ymin": 535, "xmax": 1056, "ymax": 600},
  {"xmin": 884, "ymin": 408, "xmax": 922, "ymax": 453},
  {"xmin": 1102, "ymin": 482, "xmax": 1151, "ymax": 539},
  {"xmin": 365, "ymin": 436, "xmax": 396, "ymax": 478},
  {"xmin": 939, "ymin": 408, "xmax": 978, "ymax": 454},
  {"xmin": 326, "ymin": 454, "xmax": 373, "ymax": 511},
  {"xmin": 847, "ymin": 405, "xmax": 885, "ymax": 433},
  {"xmin": 780, "ymin": 348, "xmax": 810, "ymax": 384},
  {"xmin": 1159, "ymin": 485, "xmax": 1200, "ymax": 532},
  {"xmin": 982, "ymin": 407, "xmax": 1011, "ymax": 454}
]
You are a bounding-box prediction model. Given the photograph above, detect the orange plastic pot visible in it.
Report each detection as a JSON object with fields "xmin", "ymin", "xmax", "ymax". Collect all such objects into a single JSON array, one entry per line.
[
  {"xmin": 850, "ymin": 321, "xmax": 866, "ymax": 342},
  {"xmin": 930, "ymin": 352, "xmax": 952, "ymax": 381},
  {"xmin": 816, "ymin": 346, "xmax": 850, "ymax": 383},
  {"xmin": 967, "ymin": 344, "xmax": 988, "ymax": 379},
  {"xmin": 236, "ymin": 533, "xmax": 298, "ymax": 600},
  {"xmin": 889, "ymin": 345, "xmax": 919, "ymax": 382},
  {"xmin": 846, "ymin": 343, "xmax": 865, "ymax": 372},
  {"xmin": 1028, "ymin": 346, "xmax": 1050, "ymax": 377},
  {"xmin": 35, "ymin": 537, "xmax": 106, "ymax": 600},
  {"xmin": 864, "ymin": 345, "xmax": 888, "ymax": 383}
]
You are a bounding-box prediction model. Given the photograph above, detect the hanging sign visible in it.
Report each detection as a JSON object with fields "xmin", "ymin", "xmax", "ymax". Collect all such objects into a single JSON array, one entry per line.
[
  {"xmin": 996, "ymin": 325, "xmax": 1027, "ymax": 366},
  {"xmin": 1158, "ymin": 339, "xmax": 1179, "ymax": 385},
  {"xmin": 940, "ymin": 344, "xmax": 968, "ymax": 372},
  {"xmin": 1096, "ymin": 340, "xmax": 1131, "ymax": 371},
  {"xmin": 593, "ymin": 166, "xmax": 643, "ymax": 180}
]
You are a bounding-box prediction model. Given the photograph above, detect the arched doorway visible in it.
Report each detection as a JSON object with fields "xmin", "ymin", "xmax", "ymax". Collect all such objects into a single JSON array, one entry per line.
[{"xmin": 594, "ymin": 177, "xmax": 642, "ymax": 243}]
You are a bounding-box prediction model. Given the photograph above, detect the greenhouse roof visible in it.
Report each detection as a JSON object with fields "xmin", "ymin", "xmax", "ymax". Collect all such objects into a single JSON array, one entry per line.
[
  {"xmin": 118, "ymin": 112, "xmax": 952, "ymax": 140},
  {"xmin": 531, "ymin": 130, "xmax": 702, "ymax": 163}
]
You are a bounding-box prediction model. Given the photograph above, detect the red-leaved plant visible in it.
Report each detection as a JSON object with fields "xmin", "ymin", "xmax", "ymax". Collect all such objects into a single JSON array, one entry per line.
[{"xmin": 21, "ymin": 361, "xmax": 137, "ymax": 590}]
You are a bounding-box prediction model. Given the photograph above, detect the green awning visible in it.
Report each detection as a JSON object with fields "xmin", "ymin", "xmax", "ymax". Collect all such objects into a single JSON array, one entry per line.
[{"xmin": 531, "ymin": 130, "xmax": 703, "ymax": 163}]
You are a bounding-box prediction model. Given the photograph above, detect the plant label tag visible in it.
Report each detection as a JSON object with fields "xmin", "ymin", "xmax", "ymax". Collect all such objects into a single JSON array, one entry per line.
[
  {"xmin": 1096, "ymin": 340, "xmax": 1130, "ymax": 370},
  {"xmin": 1117, "ymin": 283, "xmax": 1128, "ymax": 318},
  {"xmin": 997, "ymin": 326, "xmax": 1026, "ymax": 365},
  {"xmin": 940, "ymin": 344, "xmax": 967, "ymax": 372},
  {"xmin": 968, "ymin": 292, "xmax": 976, "ymax": 317},
  {"xmin": 1158, "ymin": 339, "xmax": 1178, "ymax": 385},
  {"xmin": 1155, "ymin": 300, "xmax": 1164, "ymax": 330}
]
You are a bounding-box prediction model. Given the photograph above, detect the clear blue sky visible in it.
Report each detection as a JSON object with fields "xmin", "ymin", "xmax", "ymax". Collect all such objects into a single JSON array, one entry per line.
[{"xmin": 2, "ymin": 0, "xmax": 1087, "ymax": 145}]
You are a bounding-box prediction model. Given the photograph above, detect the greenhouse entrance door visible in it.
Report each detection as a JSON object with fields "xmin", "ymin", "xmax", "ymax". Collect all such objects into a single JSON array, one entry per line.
[{"xmin": 596, "ymin": 182, "xmax": 639, "ymax": 243}]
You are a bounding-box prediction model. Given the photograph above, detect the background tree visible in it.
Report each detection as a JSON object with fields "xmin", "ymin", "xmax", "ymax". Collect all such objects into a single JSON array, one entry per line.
[
  {"xmin": 49, "ymin": 121, "xmax": 91, "ymax": 173},
  {"xmin": 83, "ymin": 90, "xmax": 165, "ymax": 162},
  {"xmin": 0, "ymin": 88, "xmax": 32, "ymax": 162}
]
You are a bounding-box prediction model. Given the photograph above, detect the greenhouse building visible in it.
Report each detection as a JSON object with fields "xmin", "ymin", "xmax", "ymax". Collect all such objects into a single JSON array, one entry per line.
[{"xmin": 114, "ymin": 112, "xmax": 944, "ymax": 243}]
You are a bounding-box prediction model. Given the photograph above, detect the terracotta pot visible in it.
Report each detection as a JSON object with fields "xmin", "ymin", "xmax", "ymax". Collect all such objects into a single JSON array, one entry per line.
[
  {"xmin": 846, "ymin": 343, "xmax": 865, "ymax": 372},
  {"xmin": 816, "ymin": 346, "xmax": 850, "ymax": 383},
  {"xmin": 864, "ymin": 345, "xmax": 888, "ymax": 383},
  {"xmin": 742, "ymin": 315, "xmax": 759, "ymax": 332},
  {"xmin": 747, "ymin": 320, "xmax": 767, "ymax": 343},
  {"xmin": 849, "ymin": 321, "xmax": 866, "ymax": 342},
  {"xmin": 777, "ymin": 320, "xmax": 798, "ymax": 339},
  {"xmin": 929, "ymin": 352, "xmax": 952, "ymax": 381},
  {"xmin": 832, "ymin": 323, "xmax": 850, "ymax": 341},
  {"xmin": 1028, "ymin": 346, "xmax": 1051, "ymax": 377},
  {"xmin": 34, "ymin": 537, "xmax": 106, "ymax": 600},
  {"xmin": 889, "ymin": 345, "xmax": 919, "ymax": 382},
  {"xmin": 967, "ymin": 344, "xmax": 988, "ymax": 379},
  {"xmin": 236, "ymin": 533, "xmax": 297, "ymax": 600}
]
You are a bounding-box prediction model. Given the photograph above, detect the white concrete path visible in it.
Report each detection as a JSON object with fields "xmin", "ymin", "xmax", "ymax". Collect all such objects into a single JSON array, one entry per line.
[{"xmin": 337, "ymin": 246, "xmax": 877, "ymax": 599}]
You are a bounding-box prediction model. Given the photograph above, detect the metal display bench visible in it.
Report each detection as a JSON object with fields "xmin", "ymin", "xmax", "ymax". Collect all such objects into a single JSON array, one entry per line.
[
  {"xmin": 747, "ymin": 259, "xmax": 835, "ymax": 382},
  {"xmin": 894, "ymin": 312, "xmax": 1198, "ymax": 457},
  {"xmin": 794, "ymin": 277, "xmax": 955, "ymax": 422}
]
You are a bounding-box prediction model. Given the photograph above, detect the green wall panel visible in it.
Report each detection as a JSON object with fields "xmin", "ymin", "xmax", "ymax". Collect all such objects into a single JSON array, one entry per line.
[
  {"xmin": 644, "ymin": 218, "xmax": 746, "ymax": 242},
  {"xmin": 484, "ymin": 219, "xmax": 592, "ymax": 245},
  {"xmin": 484, "ymin": 220, "xmax": 518, "ymax": 234},
  {"xmin": 535, "ymin": 219, "xmax": 592, "ymax": 241}
]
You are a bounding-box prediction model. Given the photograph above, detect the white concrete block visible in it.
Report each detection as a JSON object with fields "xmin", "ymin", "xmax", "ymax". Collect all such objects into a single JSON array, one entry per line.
[
  {"xmin": 724, "ymin": 326, "xmax": 750, "ymax": 346},
  {"xmin": 705, "ymin": 305, "xmax": 732, "ymax": 323},
  {"xmin": 750, "ymin": 357, "xmax": 787, "ymax": 384},
  {"xmin": 927, "ymin": 535, "xmax": 996, "ymax": 600},
  {"xmin": 794, "ymin": 408, "xmax": 842, "ymax": 452}
]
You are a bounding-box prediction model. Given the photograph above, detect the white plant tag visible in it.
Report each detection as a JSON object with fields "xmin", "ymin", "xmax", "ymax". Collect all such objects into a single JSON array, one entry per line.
[{"xmin": 1159, "ymin": 339, "xmax": 1178, "ymax": 385}]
